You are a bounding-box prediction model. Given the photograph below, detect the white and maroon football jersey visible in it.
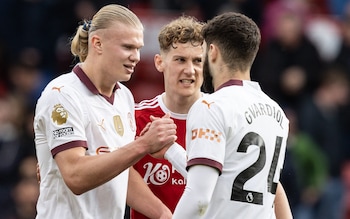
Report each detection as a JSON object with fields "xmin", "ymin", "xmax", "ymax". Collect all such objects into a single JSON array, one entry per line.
[
  {"xmin": 184, "ymin": 79, "xmax": 289, "ymax": 218},
  {"xmin": 34, "ymin": 65, "xmax": 136, "ymax": 219}
]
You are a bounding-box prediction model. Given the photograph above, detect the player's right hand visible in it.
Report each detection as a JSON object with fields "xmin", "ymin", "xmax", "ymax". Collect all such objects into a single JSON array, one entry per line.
[{"xmin": 143, "ymin": 113, "xmax": 177, "ymax": 154}]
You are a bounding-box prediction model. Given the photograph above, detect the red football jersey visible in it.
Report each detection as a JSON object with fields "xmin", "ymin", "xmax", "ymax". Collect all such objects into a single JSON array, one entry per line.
[{"xmin": 131, "ymin": 94, "xmax": 187, "ymax": 219}]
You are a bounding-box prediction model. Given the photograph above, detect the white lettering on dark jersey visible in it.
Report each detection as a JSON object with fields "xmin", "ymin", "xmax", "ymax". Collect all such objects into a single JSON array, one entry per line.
[
  {"xmin": 52, "ymin": 127, "xmax": 74, "ymax": 139},
  {"xmin": 143, "ymin": 162, "xmax": 170, "ymax": 185},
  {"xmin": 142, "ymin": 162, "xmax": 186, "ymax": 186},
  {"xmin": 172, "ymin": 178, "xmax": 186, "ymax": 185}
]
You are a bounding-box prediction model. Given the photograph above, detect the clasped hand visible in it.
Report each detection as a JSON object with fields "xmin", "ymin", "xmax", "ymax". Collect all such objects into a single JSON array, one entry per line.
[{"xmin": 138, "ymin": 113, "xmax": 177, "ymax": 155}]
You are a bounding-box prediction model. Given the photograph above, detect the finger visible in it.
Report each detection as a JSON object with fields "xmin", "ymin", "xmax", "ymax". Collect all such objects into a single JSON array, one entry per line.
[
  {"xmin": 150, "ymin": 115, "xmax": 160, "ymax": 121},
  {"xmin": 150, "ymin": 112, "xmax": 171, "ymax": 121},
  {"xmin": 162, "ymin": 113, "xmax": 171, "ymax": 118},
  {"xmin": 139, "ymin": 122, "xmax": 151, "ymax": 136}
]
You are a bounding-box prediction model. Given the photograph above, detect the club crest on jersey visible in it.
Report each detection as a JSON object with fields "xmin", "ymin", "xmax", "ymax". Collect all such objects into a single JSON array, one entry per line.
[
  {"xmin": 113, "ymin": 115, "xmax": 124, "ymax": 136},
  {"xmin": 51, "ymin": 104, "xmax": 68, "ymax": 125},
  {"xmin": 191, "ymin": 128, "xmax": 221, "ymax": 142}
]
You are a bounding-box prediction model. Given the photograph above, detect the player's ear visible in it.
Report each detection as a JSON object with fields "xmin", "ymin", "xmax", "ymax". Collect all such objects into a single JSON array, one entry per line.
[
  {"xmin": 154, "ymin": 54, "xmax": 164, "ymax": 72},
  {"xmin": 91, "ymin": 35, "xmax": 102, "ymax": 54},
  {"xmin": 209, "ymin": 44, "xmax": 218, "ymax": 62}
]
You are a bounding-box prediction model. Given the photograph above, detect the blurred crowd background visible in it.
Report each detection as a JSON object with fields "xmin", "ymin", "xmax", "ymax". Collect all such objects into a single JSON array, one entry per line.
[{"xmin": 0, "ymin": 0, "xmax": 349, "ymax": 218}]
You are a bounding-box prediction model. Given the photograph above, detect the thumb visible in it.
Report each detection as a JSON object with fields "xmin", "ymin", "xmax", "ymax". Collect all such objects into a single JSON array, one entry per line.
[
  {"xmin": 150, "ymin": 112, "xmax": 171, "ymax": 121},
  {"xmin": 162, "ymin": 112, "xmax": 171, "ymax": 118}
]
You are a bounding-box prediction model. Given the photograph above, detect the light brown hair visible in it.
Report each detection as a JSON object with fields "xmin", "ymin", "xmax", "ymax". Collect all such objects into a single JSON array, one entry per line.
[{"xmin": 70, "ymin": 4, "xmax": 143, "ymax": 62}]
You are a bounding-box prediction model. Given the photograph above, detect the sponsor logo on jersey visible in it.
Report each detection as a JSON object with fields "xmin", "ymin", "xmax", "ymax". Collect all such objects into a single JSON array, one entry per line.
[
  {"xmin": 52, "ymin": 127, "xmax": 74, "ymax": 139},
  {"xmin": 113, "ymin": 115, "xmax": 124, "ymax": 136},
  {"xmin": 142, "ymin": 162, "xmax": 186, "ymax": 186},
  {"xmin": 96, "ymin": 146, "xmax": 111, "ymax": 154},
  {"xmin": 201, "ymin": 100, "xmax": 215, "ymax": 109},
  {"xmin": 51, "ymin": 86, "xmax": 64, "ymax": 92},
  {"xmin": 246, "ymin": 192, "xmax": 254, "ymax": 203},
  {"xmin": 97, "ymin": 119, "xmax": 106, "ymax": 131},
  {"xmin": 51, "ymin": 104, "xmax": 68, "ymax": 125},
  {"xmin": 191, "ymin": 128, "xmax": 221, "ymax": 142}
]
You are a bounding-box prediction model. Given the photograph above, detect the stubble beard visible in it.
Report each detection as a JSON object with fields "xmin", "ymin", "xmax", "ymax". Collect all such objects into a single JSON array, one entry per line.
[{"xmin": 201, "ymin": 54, "xmax": 214, "ymax": 94}]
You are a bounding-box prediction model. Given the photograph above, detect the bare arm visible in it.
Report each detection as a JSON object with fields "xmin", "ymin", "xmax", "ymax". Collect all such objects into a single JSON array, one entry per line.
[
  {"xmin": 274, "ymin": 182, "xmax": 293, "ymax": 219},
  {"xmin": 126, "ymin": 167, "xmax": 172, "ymax": 219},
  {"xmin": 54, "ymin": 116, "xmax": 177, "ymax": 195}
]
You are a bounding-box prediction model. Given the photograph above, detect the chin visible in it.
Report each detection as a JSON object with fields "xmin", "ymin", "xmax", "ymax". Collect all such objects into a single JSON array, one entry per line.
[
  {"xmin": 180, "ymin": 88, "xmax": 197, "ymax": 97},
  {"xmin": 124, "ymin": 74, "xmax": 133, "ymax": 81}
]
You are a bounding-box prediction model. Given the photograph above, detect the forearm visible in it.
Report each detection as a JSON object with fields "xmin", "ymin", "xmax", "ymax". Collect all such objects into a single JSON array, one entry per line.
[
  {"xmin": 127, "ymin": 167, "xmax": 172, "ymax": 219},
  {"xmin": 55, "ymin": 116, "xmax": 177, "ymax": 195},
  {"xmin": 55, "ymin": 138, "xmax": 149, "ymax": 195},
  {"xmin": 173, "ymin": 165, "xmax": 218, "ymax": 219},
  {"xmin": 274, "ymin": 182, "xmax": 293, "ymax": 219}
]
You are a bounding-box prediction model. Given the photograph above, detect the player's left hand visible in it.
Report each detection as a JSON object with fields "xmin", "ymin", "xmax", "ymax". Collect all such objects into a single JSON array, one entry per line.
[
  {"xmin": 137, "ymin": 122, "xmax": 151, "ymax": 139},
  {"xmin": 148, "ymin": 113, "xmax": 174, "ymax": 159}
]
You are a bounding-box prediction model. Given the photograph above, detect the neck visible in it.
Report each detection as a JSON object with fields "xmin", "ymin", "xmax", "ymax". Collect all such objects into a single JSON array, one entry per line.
[
  {"xmin": 213, "ymin": 70, "xmax": 251, "ymax": 91},
  {"xmin": 162, "ymin": 92, "xmax": 202, "ymax": 114},
  {"xmin": 81, "ymin": 62, "xmax": 115, "ymax": 97}
]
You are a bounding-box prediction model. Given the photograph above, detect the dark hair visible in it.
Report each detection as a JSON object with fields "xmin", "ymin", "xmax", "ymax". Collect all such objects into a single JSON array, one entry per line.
[{"xmin": 202, "ymin": 12, "xmax": 261, "ymax": 72}]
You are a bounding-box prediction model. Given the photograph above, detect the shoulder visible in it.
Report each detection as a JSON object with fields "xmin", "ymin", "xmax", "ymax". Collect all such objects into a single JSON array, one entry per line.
[
  {"xmin": 189, "ymin": 94, "xmax": 221, "ymax": 120},
  {"xmin": 135, "ymin": 95, "xmax": 160, "ymax": 110},
  {"xmin": 135, "ymin": 95, "xmax": 164, "ymax": 125},
  {"xmin": 40, "ymin": 73, "xmax": 81, "ymax": 99},
  {"xmin": 193, "ymin": 93, "xmax": 220, "ymax": 109}
]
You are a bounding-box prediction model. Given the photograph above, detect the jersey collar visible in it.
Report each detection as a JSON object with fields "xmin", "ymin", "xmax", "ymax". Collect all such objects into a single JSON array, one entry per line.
[
  {"xmin": 216, "ymin": 79, "xmax": 243, "ymax": 91},
  {"xmin": 73, "ymin": 64, "xmax": 119, "ymax": 104}
]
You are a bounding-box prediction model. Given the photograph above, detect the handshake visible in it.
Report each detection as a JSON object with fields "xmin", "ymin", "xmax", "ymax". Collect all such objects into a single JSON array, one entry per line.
[{"xmin": 138, "ymin": 113, "xmax": 177, "ymax": 158}]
